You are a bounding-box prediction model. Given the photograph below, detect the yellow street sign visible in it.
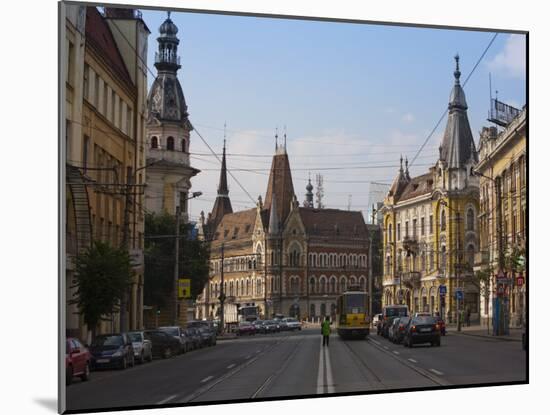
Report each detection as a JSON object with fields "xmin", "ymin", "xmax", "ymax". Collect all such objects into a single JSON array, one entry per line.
[{"xmin": 178, "ymin": 278, "xmax": 191, "ymax": 298}]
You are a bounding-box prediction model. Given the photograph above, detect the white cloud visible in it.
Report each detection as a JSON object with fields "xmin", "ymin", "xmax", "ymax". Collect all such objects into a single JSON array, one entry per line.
[
  {"xmin": 402, "ymin": 113, "xmax": 415, "ymax": 123},
  {"xmin": 486, "ymin": 34, "xmax": 526, "ymax": 79}
]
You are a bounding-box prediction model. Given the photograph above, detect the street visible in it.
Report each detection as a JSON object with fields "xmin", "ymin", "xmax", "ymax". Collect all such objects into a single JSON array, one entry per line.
[{"xmin": 66, "ymin": 328, "xmax": 526, "ymax": 412}]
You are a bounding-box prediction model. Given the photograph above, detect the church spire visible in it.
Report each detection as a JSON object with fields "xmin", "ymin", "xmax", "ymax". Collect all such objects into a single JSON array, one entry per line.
[
  {"xmin": 207, "ymin": 131, "xmax": 233, "ymax": 231},
  {"xmin": 217, "ymin": 133, "xmax": 229, "ymax": 196},
  {"xmin": 155, "ymin": 11, "xmax": 181, "ymax": 72}
]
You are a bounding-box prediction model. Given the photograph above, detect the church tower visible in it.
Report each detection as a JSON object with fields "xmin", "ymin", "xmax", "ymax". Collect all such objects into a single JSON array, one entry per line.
[
  {"xmin": 207, "ymin": 138, "xmax": 233, "ymax": 235},
  {"xmin": 145, "ymin": 12, "xmax": 199, "ymax": 220}
]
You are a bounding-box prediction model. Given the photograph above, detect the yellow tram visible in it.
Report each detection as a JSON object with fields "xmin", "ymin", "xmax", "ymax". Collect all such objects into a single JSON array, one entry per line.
[{"xmin": 336, "ymin": 289, "xmax": 370, "ymax": 339}]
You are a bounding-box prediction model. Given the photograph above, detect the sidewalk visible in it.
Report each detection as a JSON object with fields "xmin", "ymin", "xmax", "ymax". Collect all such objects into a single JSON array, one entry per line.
[{"xmin": 446, "ymin": 324, "xmax": 523, "ymax": 342}]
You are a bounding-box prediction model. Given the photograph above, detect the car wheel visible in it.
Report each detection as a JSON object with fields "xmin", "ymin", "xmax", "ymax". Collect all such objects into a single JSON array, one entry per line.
[
  {"xmin": 80, "ymin": 362, "xmax": 91, "ymax": 381},
  {"xmin": 66, "ymin": 366, "xmax": 73, "ymax": 385}
]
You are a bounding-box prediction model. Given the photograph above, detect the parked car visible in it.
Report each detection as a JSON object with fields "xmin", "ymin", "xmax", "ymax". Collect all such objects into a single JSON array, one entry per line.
[
  {"xmin": 66, "ymin": 338, "xmax": 91, "ymax": 385},
  {"xmin": 262, "ymin": 320, "xmax": 280, "ymax": 333},
  {"xmin": 89, "ymin": 333, "xmax": 134, "ymax": 370},
  {"xmin": 143, "ymin": 330, "xmax": 180, "ymax": 359},
  {"xmin": 128, "ymin": 331, "xmax": 153, "ymax": 363},
  {"xmin": 252, "ymin": 320, "xmax": 265, "ymax": 333},
  {"xmin": 237, "ymin": 322, "xmax": 256, "ymax": 336},
  {"xmin": 283, "ymin": 317, "xmax": 302, "ymax": 331},
  {"xmin": 414, "ymin": 312, "xmax": 432, "ymax": 318},
  {"xmin": 403, "ymin": 316, "xmax": 441, "ymax": 348},
  {"xmin": 380, "ymin": 305, "xmax": 409, "ymax": 337},
  {"xmin": 393, "ymin": 317, "xmax": 411, "ymax": 344},
  {"xmin": 184, "ymin": 327, "xmax": 203, "ymax": 349},
  {"xmin": 387, "ymin": 317, "xmax": 401, "ymax": 343},
  {"xmin": 275, "ymin": 318, "xmax": 289, "ymax": 331},
  {"xmin": 433, "ymin": 316, "xmax": 446, "ymax": 335},
  {"xmin": 198, "ymin": 326, "xmax": 217, "ymax": 346},
  {"xmin": 158, "ymin": 326, "xmax": 187, "ymax": 354}
]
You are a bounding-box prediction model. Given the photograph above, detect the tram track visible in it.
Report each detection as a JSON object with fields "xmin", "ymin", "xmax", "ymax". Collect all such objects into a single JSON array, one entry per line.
[{"xmin": 339, "ymin": 337, "xmax": 385, "ymax": 385}]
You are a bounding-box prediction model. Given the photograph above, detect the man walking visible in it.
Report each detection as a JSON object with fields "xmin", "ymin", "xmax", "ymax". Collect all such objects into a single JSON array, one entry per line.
[{"xmin": 321, "ymin": 316, "xmax": 331, "ymax": 347}]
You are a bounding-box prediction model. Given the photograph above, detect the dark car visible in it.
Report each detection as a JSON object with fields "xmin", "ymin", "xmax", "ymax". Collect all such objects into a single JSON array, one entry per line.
[
  {"xmin": 403, "ymin": 316, "xmax": 441, "ymax": 348},
  {"xmin": 237, "ymin": 322, "xmax": 256, "ymax": 336},
  {"xmin": 392, "ymin": 317, "xmax": 411, "ymax": 344},
  {"xmin": 89, "ymin": 333, "xmax": 134, "ymax": 370},
  {"xmin": 262, "ymin": 320, "xmax": 280, "ymax": 333},
  {"xmin": 128, "ymin": 331, "xmax": 153, "ymax": 363},
  {"xmin": 143, "ymin": 330, "xmax": 180, "ymax": 359},
  {"xmin": 66, "ymin": 338, "xmax": 91, "ymax": 385},
  {"xmin": 197, "ymin": 326, "xmax": 217, "ymax": 346},
  {"xmin": 380, "ymin": 305, "xmax": 409, "ymax": 338},
  {"xmin": 433, "ymin": 316, "xmax": 446, "ymax": 335},
  {"xmin": 252, "ymin": 320, "xmax": 265, "ymax": 333},
  {"xmin": 184, "ymin": 327, "xmax": 203, "ymax": 349},
  {"xmin": 158, "ymin": 326, "xmax": 187, "ymax": 354}
]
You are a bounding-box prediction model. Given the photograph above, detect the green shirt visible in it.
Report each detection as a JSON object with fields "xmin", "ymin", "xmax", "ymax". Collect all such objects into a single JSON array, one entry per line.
[{"xmin": 321, "ymin": 320, "xmax": 331, "ymax": 336}]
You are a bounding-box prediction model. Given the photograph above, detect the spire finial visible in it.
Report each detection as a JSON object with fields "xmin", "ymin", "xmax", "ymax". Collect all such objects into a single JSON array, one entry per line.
[
  {"xmin": 275, "ymin": 127, "xmax": 279, "ymax": 151},
  {"xmin": 167, "ymin": 10, "xmax": 171, "ymax": 19},
  {"xmin": 223, "ymin": 121, "xmax": 227, "ymax": 148},
  {"xmin": 284, "ymin": 125, "xmax": 287, "ymax": 149},
  {"xmin": 400, "ymin": 154, "xmax": 404, "ymax": 172},
  {"xmin": 454, "ymin": 54, "xmax": 461, "ymax": 83}
]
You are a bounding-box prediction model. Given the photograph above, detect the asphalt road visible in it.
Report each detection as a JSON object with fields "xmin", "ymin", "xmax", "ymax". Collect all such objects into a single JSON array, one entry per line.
[{"xmin": 66, "ymin": 328, "xmax": 527, "ymax": 412}]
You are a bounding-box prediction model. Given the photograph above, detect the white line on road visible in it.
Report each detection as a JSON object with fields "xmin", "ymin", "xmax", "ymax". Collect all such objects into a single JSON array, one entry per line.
[
  {"xmin": 383, "ymin": 346, "xmax": 389, "ymax": 350},
  {"xmin": 245, "ymin": 355, "xmax": 252, "ymax": 359},
  {"xmin": 408, "ymin": 358, "xmax": 418, "ymax": 363},
  {"xmin": 371, "ymin": 340, "xmax": 381, "ymax": 345},
  {"xmin": 392, "ymin": 351, "xmax": 400, "ymax": 355},
  {"xmin": 324, "ymin": 345, "xmax": 335, "ymax": 394},
  {"xmin": 201, "ymin": 376, "xmax": 214, "ymax": 383},
  {"xmin": 226, "ymin": 364, "xmax": 236, "ymax": 369},
  {"xmin": 256, "ymin": 349, "xmax": 261, "ymax": 353},
  {"xmin": 157, "ymin": 394, "xmax": 177, "ymax": 405},
  {"xmin": 429, "ymin": 369, "xmax": 444, "ymax": 376},
  {"xmin": 316, "ymin": 340, "xmax": 325, "ymax": 394}
]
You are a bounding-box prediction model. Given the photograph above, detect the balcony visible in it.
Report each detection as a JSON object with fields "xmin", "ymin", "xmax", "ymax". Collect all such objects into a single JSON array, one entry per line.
[
  {"xmin": 155, "ymin": 52, "xmax": 181, "ymax": 66},
  {"xmin": 402, "ymin": 236, "xmax": 418, "ymax": 254},
  {"xmin": 401, "ymin": 271, "xmax": 421, "ymax": 288},
  {"xmin": 148, "ymin": 148, "xmax": 190, "ymax": 166}
]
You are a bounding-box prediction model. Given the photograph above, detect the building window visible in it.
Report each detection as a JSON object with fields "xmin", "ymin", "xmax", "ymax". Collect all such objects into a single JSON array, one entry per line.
[
  {"xmin": 167, "ymin": 136, "xmax": 175, "ymax": 150},
  {"xmin": 429, "ymin": 215, "xmax": 433, "ymax": 234},
  {"xmin": 467, "ymin": 208, "xmax": 474, "ymax": 231},
  {"xmin": 441, "ymin": 246, "xmax": 447, "ymax": 271},
  {"xmin": 94, "ymin": 73, "xmax": 100, "ymax": 108},
  {"xmin": 180, "ymin": 192, "xmax": 188, "ymax": 213},
  {"xmin": 405, "ymin": 221, "xmax": 409, "ymax": 238},
  {"xmin": 82, "ymin": 135, "xmax": 90, "ymax": 173},
  {"xmin": 340, "ymin": 278, "xmax": 346, "ymax": 293},
  {"xmin": 151, "ymin": 136, "xmax": 158, "ymax": 149},
  {"xmin": 397, "ymin": 223, "xmax": 401, "ymax": 241},
  {"xmin": 181, "ymin": 138, "xmax": 186, "ymax": 152},
  {"xmin": 413, "ymin": 219, "xmax": 417, "ymax": 238},
  {"xmin": 111, "ymin": 90, "xmax": 116, "ymax": 122},
  {"xmin": 467, "ymin": 245, "xmax": 475, "ymax": 268},
  {"xmin": 83, "ymin": 64, "xmax": 89, "ymax": 99},
  {"xmin": 126, "ymin": 104, "xmax": 132, "ymax": 136},
  {"xmin": 68, "ymin": 41, "xmax": 75, "ymax": 86},
  {"xmin": 441, "ymin": 210, "xmax": 446, "ymax": 232},
  {"xmin": 330, "ymin": 278, "xmax": 336, "ymax": 293},
  {"xmin": 388, "ymin": 224, "xmax": 393, "ymax": 243},
  {"xmin": 103, "ymin": 83, "xmax": 108, "ymax": 116}
]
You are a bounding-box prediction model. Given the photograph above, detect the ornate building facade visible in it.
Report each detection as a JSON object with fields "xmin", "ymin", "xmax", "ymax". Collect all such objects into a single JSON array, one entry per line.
[
  {"xmin": 195, "ymin": 138, "xmax": 371, "ymax": 323},
  {"xmin": 476, "ymin": 108, "xmax": 526, "ymax": 328},
  {"xmin": 64, "ymin": 5, "xmax": 150, "ymax": 339},
  {"xmin": 381, "ymin": 56, "xmax": 481, "ymax": 324},
  {"xmin": 145, "ymin": 13, "xmax": 200, "ymax": 220}
]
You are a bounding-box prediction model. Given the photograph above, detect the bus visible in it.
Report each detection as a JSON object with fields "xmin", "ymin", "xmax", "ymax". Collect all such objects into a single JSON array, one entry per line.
[
  {"xmin": 336, "ymin": 290, "xmax": 370, "ymax": 339},
  {"xmin": 238, "ymin": 305, "xmax": 259, "ymax": 323}
]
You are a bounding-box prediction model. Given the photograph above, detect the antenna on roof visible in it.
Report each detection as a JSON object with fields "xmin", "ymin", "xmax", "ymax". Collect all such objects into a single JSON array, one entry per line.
[
  {"xmin": 315, "ymin": 174, "xmax": 324, "ymax": 209},
  {"xmin": 347, "ymin": 195, "xmax": 352, "ymax": 211},
  {"xmin": 284, "ymin": 125, "xmax": 287, "ymax": 150},
  {"xmin": 275, "ymin": 127, "xmax": 279, "ymax": 151}
]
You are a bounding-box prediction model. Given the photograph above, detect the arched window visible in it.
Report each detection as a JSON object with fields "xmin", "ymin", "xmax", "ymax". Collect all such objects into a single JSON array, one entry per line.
[
  {"xmin": 340, "ymin": 278, "xmax": 346, "ymax": 293},
  {"xmin": 309, "ymin": 277, "xmax": 315, "ymax": 294},
  {"xmin": 310, "ymin": 303, "xmax": 316, "ymax": 317},
  {"xmin": 388, "ymin": 224, "xmax": 393, "ymax": 243},
  {"xmin": 441, "ymin": 246, "xmax": 447, "ymax": 271},
  {"xmin": 320, "ymin": 277, "xmax": 327, "ymax": 293},
  {"xmin": 386, "ymin": 255, "xmax": 391, "ymax": 274},
  {"xmin": 181, "ymin": 138, "xmax": 186, "ymax": 152},
  {"xmin": 320, "ymin": 303, "xmax": 327, "ymax": 317},
  {"xmin": 467, "ymin": 208, "xmax": 475, "ymax": 231},
  {"xmin": 151, "ymin": 136, "xmax": 158, "ymax": 149},
  {"xmin": 167, "ymin": 136, "xmax": 175, "ymax": 150},
  {"xmin": 330, "ymin": 277, "xmax": 336, "ymax": 293},
  {"xmin": 359, "ymin": 277, "xmax": 366, "ymax": 291},
  {"xmin": 441, "ymin": 209, "xmax": 446, "ymax": 231}
]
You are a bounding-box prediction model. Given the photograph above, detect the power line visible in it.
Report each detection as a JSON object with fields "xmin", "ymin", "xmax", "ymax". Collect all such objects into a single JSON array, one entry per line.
[{"xmin": 409, "ymin": 33, "xmax": 499, "ymax": 168}]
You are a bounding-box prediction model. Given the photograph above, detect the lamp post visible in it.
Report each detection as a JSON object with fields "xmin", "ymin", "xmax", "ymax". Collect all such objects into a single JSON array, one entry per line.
[{"xmin": 173, "ymin": 191, "xmax": 202, "ymax": 326}]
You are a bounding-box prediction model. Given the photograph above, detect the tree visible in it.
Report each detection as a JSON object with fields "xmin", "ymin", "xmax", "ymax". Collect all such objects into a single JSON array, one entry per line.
[
  {"xmin": 144, "ymin": 212, "xmax": 210, "ymax": 309},
  {"xmin": 464, "ymin": 263, "xmax": 493, "ymax": 334},
  {"xmin": 71, "ymin": 241, "xmax": 134, "ymax": 338}
]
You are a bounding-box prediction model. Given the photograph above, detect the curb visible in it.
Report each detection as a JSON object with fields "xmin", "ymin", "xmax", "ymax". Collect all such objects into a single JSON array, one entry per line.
[{"xmin": 449, "ymin": 330, "xmax": 522, "ymax": 342}]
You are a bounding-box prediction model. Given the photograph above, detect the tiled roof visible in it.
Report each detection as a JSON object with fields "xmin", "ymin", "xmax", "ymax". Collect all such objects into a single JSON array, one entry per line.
[
  {"xmin": 264, "ymin": 152, "xmax": 295, "ymax": 225},
  {"xmin": 398, "ymin": 172, "xmax": 434, "ymax": 202},
  {"xmin": 211, "ymin": 208, "xmax": 257, "ymax": 243},
  {"xmin": 85, "ymin": 7, "xmax": 133, "ymax": 89},
  {"xmin": 298, "ymin": 207, "xmax": 368, "ymax": 239}
]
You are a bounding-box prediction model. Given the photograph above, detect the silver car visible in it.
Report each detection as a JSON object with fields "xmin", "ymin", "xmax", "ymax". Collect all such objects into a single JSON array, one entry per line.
[
  {"xmin": 283, "ymin": 317, "xmax": 302, "ymax": 331},
  {"xmin": 128, "ymin": 331, "xmax": 153, "ymax": 363}
]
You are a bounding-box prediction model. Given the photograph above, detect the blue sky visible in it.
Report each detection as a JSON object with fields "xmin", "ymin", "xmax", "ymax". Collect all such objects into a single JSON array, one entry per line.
[{"xmin": 141, "ymin": 9, "xmax": 526, "ymax": 222}]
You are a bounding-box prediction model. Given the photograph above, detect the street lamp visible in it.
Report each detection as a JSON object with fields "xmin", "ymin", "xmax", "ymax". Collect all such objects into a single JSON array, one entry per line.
[{"xmin": 173, "ymin": 191, "xmax": 202, "ymax": 326}]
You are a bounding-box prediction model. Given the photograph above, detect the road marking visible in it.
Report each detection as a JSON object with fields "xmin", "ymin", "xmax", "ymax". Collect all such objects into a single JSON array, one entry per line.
[
  {"xmin": 245, "ymin": 355, "xmax": 252, "ymax": 359},
  {"xmin": 383, "ymin": 346, "xmax": 389, "ymax": 350},
  {"xmin": 157, "ymin": 394, "xmax": 177, "ymax": 405},
  {"xmin": 256, "ymin": 349, "xmax": 261, "ymax": 353},
  {"xmin": 392, "ymin": 351, "xmax": 400, "ymax": 355},
  {"xmin": 324, "ymin": 345, "xmax": 335, "ymax": 394},
  {"xmin": 408, "ymin": 358, "xmax": 418, "ymax": 363},
  {"xmin": 226, "ymin": 364, "xmax": 236, "ymax": 369},
  {"xmin": 429, "ymin": 369, "xmax": 444, "ymax": 376},
  {"xmin": 316, "ymin": 341, "xmax": 325, "ymax": 394},
  {"xmin": 201, "ymin": 376, "xmax": 214, "ymax": 383},
  {"xmin": 371, "ymin": 339, "xmax": 381, "ymax": 345}
]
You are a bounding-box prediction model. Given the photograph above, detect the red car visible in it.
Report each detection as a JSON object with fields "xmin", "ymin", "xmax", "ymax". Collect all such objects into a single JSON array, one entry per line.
[
  {"xmin": 434, "ymin": 316, "xmax": 446, "ymax": 335},
  {"xmin": 66, "ymin": 337, "xmax": 91, "ymax": 385}
]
